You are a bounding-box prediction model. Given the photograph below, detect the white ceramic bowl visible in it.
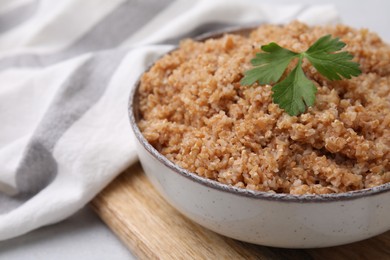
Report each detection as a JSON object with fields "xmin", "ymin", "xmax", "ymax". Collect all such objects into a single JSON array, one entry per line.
[{"xmin": 128, "ymin": 28, "xmax": 390, "ymax": 248}]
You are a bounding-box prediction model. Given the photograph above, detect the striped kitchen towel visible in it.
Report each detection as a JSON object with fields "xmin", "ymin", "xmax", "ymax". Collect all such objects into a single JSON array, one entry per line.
[{"xmin": 0, "ymin": 0, "xmax": 338, "ymax": 240}]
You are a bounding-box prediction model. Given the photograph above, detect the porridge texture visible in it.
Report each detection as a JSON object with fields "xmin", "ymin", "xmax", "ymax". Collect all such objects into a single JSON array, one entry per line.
[{"xmin": 137, "ymin": 21, "xmax": 390, "ymax": 195}]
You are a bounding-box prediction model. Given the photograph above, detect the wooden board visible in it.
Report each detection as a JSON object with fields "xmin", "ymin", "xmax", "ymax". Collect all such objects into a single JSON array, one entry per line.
[{"xmin": 91, "ymin": 162, "xmax": 390, "ymax": 259}]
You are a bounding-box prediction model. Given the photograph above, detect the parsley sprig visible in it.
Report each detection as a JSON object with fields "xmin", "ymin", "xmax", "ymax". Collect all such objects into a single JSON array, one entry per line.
[{"xmin": 240, "ymin": 35, "xmax": 362, "ymax": 116}]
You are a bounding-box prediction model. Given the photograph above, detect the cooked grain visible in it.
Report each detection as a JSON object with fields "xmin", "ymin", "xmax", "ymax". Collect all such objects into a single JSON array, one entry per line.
[{"xmin": 137, "ymin": 21, "xmax": 390, "ymax": 194}]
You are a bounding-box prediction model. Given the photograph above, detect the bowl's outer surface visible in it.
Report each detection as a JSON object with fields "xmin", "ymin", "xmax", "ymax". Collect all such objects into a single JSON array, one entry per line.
[
  {"xmin": 134, "ymin": 136, "xmax": 390, "ymax": 248},
  {"xmin": 129, "ymin": 27, "xmax": 390, "ymax": 248}
]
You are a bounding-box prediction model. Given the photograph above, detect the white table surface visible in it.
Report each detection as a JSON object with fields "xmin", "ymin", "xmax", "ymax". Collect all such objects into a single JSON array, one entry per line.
[
  {"xmin": 1, "ymin": 0, "xmax": 389, "ymax": 259},
  {"xmin": 0, "ymin": 207, "xmax": 133, "ymax": 260}
]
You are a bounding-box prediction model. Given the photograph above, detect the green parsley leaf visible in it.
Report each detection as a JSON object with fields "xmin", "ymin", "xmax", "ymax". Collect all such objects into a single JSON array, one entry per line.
[
  {"xmin": 304, "ymin": 35, "xmax": 362, "ymax": 81},
  {"xmin": 240, "ymin": 43, "xmax": 298, "ymax": 86},
  {"xmin": 272, "ymin": 59, "xmax": 317, "ymax": 116},
  {"xmin": 240, "ymin": 34, "xmax": 362, "ymax": 116}
]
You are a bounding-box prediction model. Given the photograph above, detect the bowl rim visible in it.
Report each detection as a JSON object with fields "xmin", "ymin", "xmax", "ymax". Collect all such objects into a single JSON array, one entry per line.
[{"xmin": 128, "ymin": 26, "xmax": 390, "ymax": 203}]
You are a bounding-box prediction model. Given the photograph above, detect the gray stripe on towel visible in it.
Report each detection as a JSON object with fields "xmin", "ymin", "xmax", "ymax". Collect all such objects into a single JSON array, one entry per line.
[
  {"xmin": 0, "ymin": 1, "xmax": 38, "ymax": 34},
  {"xmin": 159, "ymin": 22, "xmax": 242, "ymax": 45},
  {"xmin": 0, "ymin": 0, "xmax": 173, "ymax": 70},
  {"xmin": 0, "ymin": 49, "xmax": 127, "ymax": 214}
]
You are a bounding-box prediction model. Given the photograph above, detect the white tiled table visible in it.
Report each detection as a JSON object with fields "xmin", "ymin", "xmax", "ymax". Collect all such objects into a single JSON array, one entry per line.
[{"xmin": 1, "ymin": 0, "xmax": 389, "ymax": 259}]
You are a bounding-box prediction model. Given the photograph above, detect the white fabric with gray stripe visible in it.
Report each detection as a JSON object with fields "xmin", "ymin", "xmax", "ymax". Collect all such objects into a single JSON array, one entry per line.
[{"xmin": 0, "ymin": 0, "xmax": 339, "ymax": 240}]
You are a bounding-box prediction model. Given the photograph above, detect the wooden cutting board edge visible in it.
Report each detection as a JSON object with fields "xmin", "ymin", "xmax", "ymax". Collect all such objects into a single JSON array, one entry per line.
[{"xmin": 91, "ymin": 162, "xmax": 390, "ymax": 260}]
